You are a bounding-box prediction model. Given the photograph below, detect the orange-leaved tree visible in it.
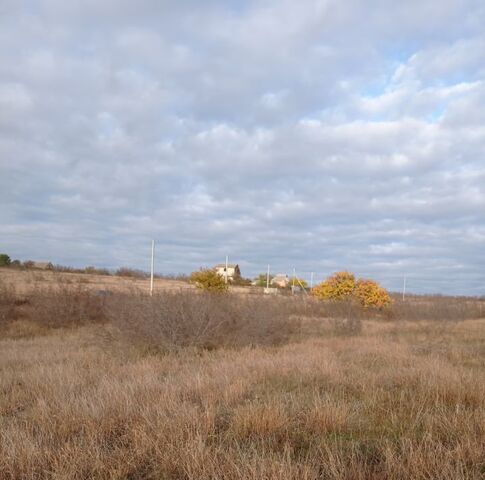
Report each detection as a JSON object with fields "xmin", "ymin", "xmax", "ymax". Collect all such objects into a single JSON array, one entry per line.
[
  {"xmin": 313, "ymin": 271, "xmax": 391, "ymax": 309},
  {"xmin": 312, "ymin": 271, "xmax": 356, "ymax": 300},
  {"xmin": 355, "ymin": 279, "xmax": 391, "ymax": 308}
]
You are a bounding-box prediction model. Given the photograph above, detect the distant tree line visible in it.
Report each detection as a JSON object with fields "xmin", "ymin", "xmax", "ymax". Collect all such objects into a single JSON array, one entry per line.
[{"xmin": 0, "ymin": 253, "xmax": 189, "ymax": 281}]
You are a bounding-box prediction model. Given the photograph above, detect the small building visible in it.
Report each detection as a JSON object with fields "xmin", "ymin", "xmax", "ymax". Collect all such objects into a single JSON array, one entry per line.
[
  {"xmin": 271, "ymin": 274, "xmax": 290, "ymax": 288},
  {"xmin": 214, "ymin": 263, "xmax": 241, "ymax": 282}
]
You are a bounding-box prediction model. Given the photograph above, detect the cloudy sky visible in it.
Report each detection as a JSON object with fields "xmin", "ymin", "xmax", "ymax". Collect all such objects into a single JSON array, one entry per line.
[{"xmin": 1, "ymin": 0, "xmax": 484, "ymax": 294}]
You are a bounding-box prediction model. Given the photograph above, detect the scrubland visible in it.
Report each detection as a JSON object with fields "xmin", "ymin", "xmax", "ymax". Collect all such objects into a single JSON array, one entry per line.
[{"xmin": 0, "ymin": 272, "xmax": 484, "ymax": 479}]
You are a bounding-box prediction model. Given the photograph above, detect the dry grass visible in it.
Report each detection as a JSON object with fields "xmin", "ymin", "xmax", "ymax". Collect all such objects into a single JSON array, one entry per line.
[
  {"xmin": 0, "ymin": 275, "xmax": 484, "ymax": 479},
  {"xmin": 0, "ymin": 267, "xmax": 193, "ymax": 295}
]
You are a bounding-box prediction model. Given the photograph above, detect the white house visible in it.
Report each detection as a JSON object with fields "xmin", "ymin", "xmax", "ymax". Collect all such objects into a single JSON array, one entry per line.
[
  {"xmin": 271, "ymin": 274, "xmax": 290, "ymax": 288},
  {"xmin": 214, "ymin": 263, "xmax": 241, "ymax": 282}
]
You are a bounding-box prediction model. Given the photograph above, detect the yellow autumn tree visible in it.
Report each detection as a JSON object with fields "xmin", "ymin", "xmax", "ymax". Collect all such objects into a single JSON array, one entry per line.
[
  {"xmin": 355, "ymin": 279, "xmax": 391, "ymax": 308},
  {"xmin": 312, "ymin": 271, "xmax": 356, "ymax": 300},
  {"xmin": 293, "ymin": 278, "xmax": 308, "ymax": 288},
  {"xmin": 313, "ymin": 271, "xmax": 392, "ymax": 309},
  {"xmin": 190, "ymin": 268, "xmax": 228, "ymax": 293}
]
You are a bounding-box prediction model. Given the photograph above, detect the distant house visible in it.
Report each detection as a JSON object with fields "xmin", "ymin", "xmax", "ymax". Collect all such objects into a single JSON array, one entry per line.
[
  {"xmin": 271, "ymin": 274, "xmax": 290, "ymax": 288},
  {"xmin": 32, "ymin": 261, "xmax": 53, "ymax": 270},
  {"xmin": 214, "ymin": 263, "xmax": 241, "ymax": 282}
]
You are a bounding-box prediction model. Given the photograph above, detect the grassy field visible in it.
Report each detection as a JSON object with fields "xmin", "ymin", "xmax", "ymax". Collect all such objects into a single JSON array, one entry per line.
[
  {"xmin": 0, "ymin": 267, "xmax": 193, "ymax": 295},
  {"xmin": 1, "ymin": 271, "xmax": 484, "ymax": 479}
]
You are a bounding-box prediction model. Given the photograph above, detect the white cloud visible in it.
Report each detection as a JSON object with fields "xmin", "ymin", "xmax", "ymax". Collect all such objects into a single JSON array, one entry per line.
[{"xmin": 0, "ymin": 0, "xmax": 484, "ymax": 294}]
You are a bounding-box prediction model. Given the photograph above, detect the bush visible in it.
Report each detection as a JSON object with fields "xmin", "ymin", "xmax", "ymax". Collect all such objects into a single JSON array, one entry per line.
[
  {"xmin": 0, "ymin": 279, "xmax": 18, "ymax": 324},
  {"xmin": 0, "ymin": 253, "xmax": 11, "ymax": 266},
  {"xmin": 29, "ymin": 286, "xmax": 107, "ymax": 328},
  {"xmin": 190, "ymin": 268, "xmax": 228, "ymax": 292},
  {"xmin": 115, "ymin": 267, "xmax": 147, "ymax": 279},
  {"xmin": 52, "ymin": 264, "xmax": 84, "ymax": 274},
  {"xmin": 232, "ymin": 276, "xmax": 252, "ymax": 286},
  {"xmin": 312, "ymin": 271, "xmax": 356, "ymax": 300},
  {"xmin": 313, "ymin": 271, "xmax": 391, "ymax": 309},
  {"xmin": 293, "ymin": 278, "xmax": 308, "ymax": 289},
  {"xmin": 108, "ymin": 292, "xmax": 302, "ymax": 351},
  {"xmin": 355, "ymin": 279, "xmax": 392, "ymax": 308},
  {"xmin": 254, "ymin": 273, "xmax": 274, "ymax": 287},
  {"xmin": 84, "ymin": 266, "xmax": 112, "ymax": 276}
]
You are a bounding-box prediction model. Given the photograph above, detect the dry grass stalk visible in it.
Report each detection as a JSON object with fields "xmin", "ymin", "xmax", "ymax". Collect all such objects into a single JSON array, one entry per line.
[{"xmin": 0, "ymin": 276, "xmax": 484, "ymax": 479}]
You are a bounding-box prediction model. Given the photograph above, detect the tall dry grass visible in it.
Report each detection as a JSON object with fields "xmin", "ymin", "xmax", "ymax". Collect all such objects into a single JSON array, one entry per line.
[
  {"xmin": 0, "ymin": 280, "xmax": 362, "ymax": 345},
  {"xmin": 1, "ymin": 278, "xmax": 484, "ymax": 479},
  {"xmin": 1, "ymin": 320, "xmax": 484, "ymax": 479}
]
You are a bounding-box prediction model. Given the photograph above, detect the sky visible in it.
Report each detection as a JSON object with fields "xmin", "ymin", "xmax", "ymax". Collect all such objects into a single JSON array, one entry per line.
[{"xmin": 1, "ymin": 0, "xmax": 484, "ymax": 295}]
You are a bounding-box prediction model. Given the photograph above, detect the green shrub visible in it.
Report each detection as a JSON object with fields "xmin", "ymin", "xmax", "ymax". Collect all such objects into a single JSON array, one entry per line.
[
  {"xmin": 0, "ymin": 254, "xmax": 11, "ymax": 267},
  {"xmin": 190, "ymin": 268, "xmax": 228, "ymax": 292},
  {"xmin": 254, "ymin": 273, "xmax": 274, "ymax": 287}
]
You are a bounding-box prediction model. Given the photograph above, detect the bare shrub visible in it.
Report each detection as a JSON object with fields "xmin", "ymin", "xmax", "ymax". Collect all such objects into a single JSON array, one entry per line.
[
  {"xmin": 84, "ymin": 266, "xmax": 111, "ymax": 276},
  {"xmin": 52, "ymin": 264, "xmax": 85, "ymax": 274},
  {"xmin": 390, "ymin": 295, "xmax": 485, "ymax": 321},
  {"xmin": 108, "ymin": 292, "xmax": 304, "ymax": 351},
  {"xmin": 28, "ymin": 286, "xmax": 107, "ymax": 328},
  {"xmin": 107, "ymin": 292, "xmax": 366, "ymax": 352},
  {"xmin": 0, "ymin": 279, "xmax": 19, "ymax": 324},
  {"xmin": 115, "ymin": 267, "xmax": 148, "ymax": 279}
]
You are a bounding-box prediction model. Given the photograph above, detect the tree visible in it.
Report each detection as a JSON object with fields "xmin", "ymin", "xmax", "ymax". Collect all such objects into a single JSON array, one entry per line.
[
  {"xmin": 312, "ymin": 271, "xmax": 356, "ymax": 300},
  {"xmin": 313, "ymin": 271, "xmax": 391, "ymax": 309},
  {"xmin": 254, "ymin": 273, "xmax": 274, "ymax": 287},
  {"xmin": 355, "ymin": 279, "xmax": 391, "ymax": 308},
  {"xmin": 191, "ymin": 268, "xmax": 228, "ymax": 293},
  {"xmin": 0, "ymin": 254, "xmax": 11, "ymax": 267},
  {"xmin": 293, "ymin": 278, "xmax": 308, "ymax": 289},
  {"xmin": 232, "ymin": 276, "xmax": 252, "ymax": 287}
]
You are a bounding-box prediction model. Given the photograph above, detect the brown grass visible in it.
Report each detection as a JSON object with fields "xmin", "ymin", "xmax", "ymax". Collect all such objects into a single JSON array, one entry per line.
[
  {"xmin": 0, "ymin": 275, "xmax": 484, "ymax": 479},
  {"xmin": 0, "ymin": 267, "xmax": 193, "ymax": 296}
]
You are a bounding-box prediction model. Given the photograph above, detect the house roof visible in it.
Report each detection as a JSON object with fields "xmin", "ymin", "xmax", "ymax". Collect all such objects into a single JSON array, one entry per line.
[{"xmin": 214, "ymin": 264, "xmax": 239, "ymax": 268}]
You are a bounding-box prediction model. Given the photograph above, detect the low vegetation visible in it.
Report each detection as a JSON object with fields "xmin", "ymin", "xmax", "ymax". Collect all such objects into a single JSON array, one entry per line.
[
  {"xmin": 190, "ymin": 268, "xmax": 229, "ymax": 292},
  {"xmin": 0, "ymin": 273, "xmax": 484, "ymax": 479},
  {"xmin": 0, "ymin": 254, "xmax": 11, "ymax": 267},
  {"xmin": 313, "ymin": 271, "xmax": 392, "ymax": 308},
  {"xmin": 0, "ymin": 253, "xmax": 189, "ymax": 282}
]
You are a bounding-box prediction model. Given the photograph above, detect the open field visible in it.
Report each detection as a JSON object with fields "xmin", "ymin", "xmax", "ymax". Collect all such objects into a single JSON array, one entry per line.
[
  {"xmin": 1, "ymin": 273, "xmax": 485, "ymax": 479},
  {"xmin": 0, "ymin": 267, "xmax": 193, "ymax": 295}
]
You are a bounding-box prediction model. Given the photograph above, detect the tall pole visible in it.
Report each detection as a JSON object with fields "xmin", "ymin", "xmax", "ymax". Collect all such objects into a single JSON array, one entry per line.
[
  {"xmin": 310, "ymin": 272, "xmax": 314, "ymax": 290},
  {"xmin": 225, "ymin": 255, "xmax": 228, "ymax": 284},
  {"xmin": 402, "ymin": 276, "xmax": 406, "ymax": 301},
  {"xmin": 292, "ymin": 267, "xmax": 296, "ymax": 294},
  {"xmin": 266, "ymin": 264, "xmax": 270, "ymax": 289},
  {"xmin": 150, "ymin": 240, "xmax": 155, "ymax": 296}
]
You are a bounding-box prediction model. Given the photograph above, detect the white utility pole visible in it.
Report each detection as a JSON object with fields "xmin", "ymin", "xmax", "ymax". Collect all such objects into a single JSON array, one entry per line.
[
  {"xmin": 150, "ymin": 240, "xmax": 155, "ymax": 296},
  {"xmin": 310, "ymin": 272, "xmax": 314, "ymax": 290},
  {"xmin": 225, "ymin": 255, "xmax": 229, "ymax": 284},
  {"xmin": 266, "ymin": 264, "xmax": 270, "ymax": 289},
  {"xmin": 402, "ymin": 276, "xmax": 406, "ymax": 301}
]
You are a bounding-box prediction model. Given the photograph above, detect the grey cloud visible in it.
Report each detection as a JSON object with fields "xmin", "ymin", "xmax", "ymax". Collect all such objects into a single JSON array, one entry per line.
[{"xmin": 1, "ymin": 0, "xmax": 484, "ymax": 294}]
